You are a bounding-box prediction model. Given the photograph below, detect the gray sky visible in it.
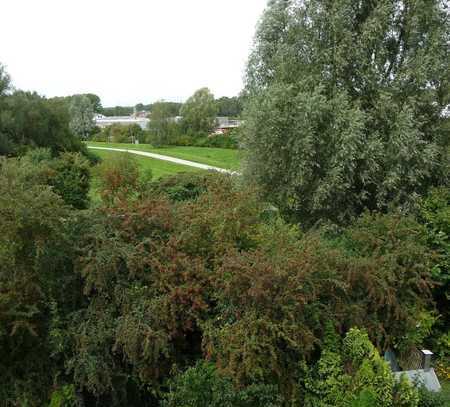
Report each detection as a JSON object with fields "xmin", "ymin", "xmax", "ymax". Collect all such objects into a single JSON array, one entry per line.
[{"xmin": 1, "ymin": 0, "xmax": 267, "ymax": 106}]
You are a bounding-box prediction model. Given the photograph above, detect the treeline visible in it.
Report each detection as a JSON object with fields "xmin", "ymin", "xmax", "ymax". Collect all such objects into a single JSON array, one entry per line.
[
  {"xmin": 93, "ymin": 88, "xmax": 241, "ymax": 149},
  {"xmin": 100, "ymin": 96, "xmax": 243, "ymax": 118},
  {"xmin": 0, "ymin": 69, "xmax": 90, "ymax": 157}
]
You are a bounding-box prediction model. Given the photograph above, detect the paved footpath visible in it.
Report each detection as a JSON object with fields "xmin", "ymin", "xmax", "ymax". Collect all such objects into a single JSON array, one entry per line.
[{"xmin": 88, "ymin": 146, "xmax": 239, "ymax": 175}]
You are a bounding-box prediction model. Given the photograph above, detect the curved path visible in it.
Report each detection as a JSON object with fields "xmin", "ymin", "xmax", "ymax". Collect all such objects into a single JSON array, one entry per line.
[{"xmin": 88, "ymin": 146, "xmax": 239, "ymax": 175}]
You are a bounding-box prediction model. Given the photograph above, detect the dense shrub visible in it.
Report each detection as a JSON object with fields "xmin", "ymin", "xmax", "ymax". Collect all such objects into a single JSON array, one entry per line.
[
  {"xmin": 170, "ymin": 132, "xmax": 238, "ymax": 149},
  {"xmin": 162, "ymin": 361, "xmax": 281, "ymax": 407},
  {"xmin": 303, "ymin": 328, "xmax": 419, "ymax": 407},
  {"xmin": 418, "ymin": 187, "xmax": 450, "ymax": 372},
  {"xmin": 0, "ymin": 159, "xmax": 443, "ymax": 405},
  {"xmin": 47, "ymin": 152, "xmax": 91, "ymax": 209},
  {"xmin": 417, "ymin": 386, "xmax": 448, "ymax": 407},
  {"xmin": 193, "ymin": 133, "xmax": 239, "ymax": 149},
  {"xmin": 94, "ymin": 152, "xmax": 152, "ymax": 204},
  {"xmin": 146, "ymin": 172, "xmax": 219, "ymax": 202},
  {"xmin": 0, "ymin": 91, "xmax": 86, "ymax": 156},
  {"xmin": 65, "ymin": 176, "xmax": 436, "ymax": 403},
  {"xmin": 0, "ymin": 156, "xmax": 82, "ymax": 404},
  {"xmin": 11, "ymin": 149, "xmax": 91, "ymax": 209}
]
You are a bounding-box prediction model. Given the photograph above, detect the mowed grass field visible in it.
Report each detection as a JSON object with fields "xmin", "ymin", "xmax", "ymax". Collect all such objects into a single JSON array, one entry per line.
[
  {"xmin": 91, "ymin": 149, "xmax": 200, "ymax": 179},
  {"xmin": 86, "ymin": 141, "xmax": 241, "ymax": 170}
]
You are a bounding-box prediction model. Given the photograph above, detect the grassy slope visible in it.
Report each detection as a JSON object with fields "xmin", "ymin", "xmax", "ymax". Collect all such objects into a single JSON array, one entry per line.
[{"xmin": 86, "ymin": 141, "xmax": 241, "ymax": 170}]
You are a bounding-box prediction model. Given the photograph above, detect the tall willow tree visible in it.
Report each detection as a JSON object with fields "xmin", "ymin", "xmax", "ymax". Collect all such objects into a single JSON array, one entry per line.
[{"xmin": 243, "ymin": 0, "xmax": 450, "ymax": 225}]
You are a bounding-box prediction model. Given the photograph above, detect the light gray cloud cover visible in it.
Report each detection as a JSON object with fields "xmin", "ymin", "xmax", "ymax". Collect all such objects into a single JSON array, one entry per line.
[{"xmin": 1, "ymin": 0, "xmax": 267, "ymax": 106}]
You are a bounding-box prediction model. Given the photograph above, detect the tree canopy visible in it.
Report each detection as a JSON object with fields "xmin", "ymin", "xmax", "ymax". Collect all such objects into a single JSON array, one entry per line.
[
  {"xmin": 0, "ymin": 90, "xmax": 85, "ymax": 156},
  {"xmin": 69, "ymin": 95, "xmax": 95, "ymax": 140},
  {"xmin": 0, "ymin": 63, "xmax": 11, "ymax": 97},
  {"xmin": 215, "ymin": 96, "xmax": 243, "ymax": 117},
  {"xmin": 148, "ymin": 100, "xmax": 178, "ymax": 146},
  {"xmin": 243, "ymin": 0, "xmax": 450, "ymax": 225},
  {"xmin": 181, "ymin": 87, "xmax": 218, "ymax": 135}
]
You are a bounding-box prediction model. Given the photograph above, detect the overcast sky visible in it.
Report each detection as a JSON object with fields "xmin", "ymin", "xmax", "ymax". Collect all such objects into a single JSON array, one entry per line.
[{"xmin": 1, "ymin": 0, "xmax": 267, "ymax": 106}]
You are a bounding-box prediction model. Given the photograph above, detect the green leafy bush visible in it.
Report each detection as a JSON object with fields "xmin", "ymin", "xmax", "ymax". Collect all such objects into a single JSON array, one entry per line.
[
  {"xmin": 0, "ymin": 159, "xmax": 441, "ymax": 405},
  {"xmin": 304, "ymin": 328, "xmax": 419, "ymax": 407},
  {"xmin": 0, "ymin": 156, "xmax": 81, "ymax": 404},
  {"xmin": 417, "ymin": 386, "xmax": 448, "ymax": 407},
  {"xmin": 48, "ymin": 152, "xmax": 91, "ymax": 209},
  {"xmin": 21, "ymin": 149, "xmax": 91, "ymax": 209},
  {"xmin": 94, "ymin": 152, "xmax": 151, "ymax": 204},
  {"xmin": 146, "ymin": 172, "xmax": 218, "ymax": 202},
  {"xmin": 162, "ymin": 361, "xmax": 281, "ymax": 407},
  {"xmin": 420, "ymin": 188, "xmax": 450, "ymax": 338}
]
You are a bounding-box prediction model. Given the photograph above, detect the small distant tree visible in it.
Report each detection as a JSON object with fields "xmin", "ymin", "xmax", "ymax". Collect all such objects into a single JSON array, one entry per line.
[
  {"xmin": 0, "ymin": 64, "xmax": 12, "ymax": 153},
  {"xmin": 69, "ymin": 95, "xmax": 94, "ymax": 140},
  {"xmin": 181, "ymin": 88, "xmax": 218, "ymax": 136},
  {"xmin": 0, "ymin": 63, "xmax": 11, "ymax": 97},
  {"xmin": 148, "ymin": 100, "xmax": 176, "ymax": 146}
]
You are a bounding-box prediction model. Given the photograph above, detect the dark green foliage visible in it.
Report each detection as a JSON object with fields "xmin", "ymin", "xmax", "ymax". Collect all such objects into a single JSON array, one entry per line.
[
  {"xmin": 84, "ymin": 93, "xmax": 102, "ymax": 113},
  {"xmin": 0, "ymin": 90, "xmax": 85, "ymax": 156},
  {"xmin": 0, "ymin": 157, "xmax": 442, "ymax": 405},
  {"xmin": 162, "ymin": 132, "xmax": 239, "ymax": 149},
  {"xmin": 417, "ymin": 386, "xmax": 448, "ymax": 407},
  {"xmin": 419, "ymin": 187, "xmax": 450, "ymax": 364},
  {"xmin": 47, "ymin": 152, "xmax": 91, "ymax": 209},
  {"xmin": 162, "ymin": 361, "xmax": 281, "ymax": 407},
  {"xmin": 100, "ymin": 105, "xmax": 134, "ymax": 117},
  {"xmin": 243, "ymin": 0, "xmax": 450, "ymax": 225},
  {"xmin": 202, "ymin": 211, "xmax": 436, "ymax": 399},
  {"xmin": 147, "ymin": 172, "xmax": 217, "ymax": 202},
  {"xmin": 100, "ymin": 102, "xmax": 181, "ymax": 118},
  {"xmin": 181, "ymin": 88, "xmax": 218, "ymax": 136},
  {"xmin": 0, "ymin": 63, "xmax": 11, "ymax": 97},
  {"xmin": 193, "ymin": 131, "xmax": 239, "ymax": 149},
  {"xmin": 0, "ymin": 149, "xmax": 92, "ymax": 210},
  {"xmin": 215, "ymin": 96, "xmax": 243, "ymax": 117},
  {"xmin": 0, "ymin": 156, "xmax": 81, "ymax": 405},
  {"xmin": 94, "ymin": 152, "xmax": 152, "ymax": 204},
  {"xmin": 21, "ymin": 149, "xmax": 91, "ymax": 209},
  {"xmin": 148, "ymin": 101, "xmax": 182, "ymax": 146}
]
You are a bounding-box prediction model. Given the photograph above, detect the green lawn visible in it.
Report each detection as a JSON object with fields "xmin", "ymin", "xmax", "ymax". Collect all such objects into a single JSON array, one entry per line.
[
  {"xmin": 86, "ymin": 141, "xmax": 241, "ymax": 170},
  {"xmin": 91, "ymin": 149, "xmax": 200, "ymax": 179}
]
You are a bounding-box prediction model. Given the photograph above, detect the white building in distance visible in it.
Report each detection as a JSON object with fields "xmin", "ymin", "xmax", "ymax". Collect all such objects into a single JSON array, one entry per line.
[{"xmin": 94, "ymin": 114, "xmax": 149, "ymax": 130}]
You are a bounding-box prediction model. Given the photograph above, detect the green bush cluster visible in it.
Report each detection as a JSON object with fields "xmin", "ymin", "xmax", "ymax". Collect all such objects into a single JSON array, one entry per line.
[
  {"xmin": 170, "ymin": 131, "xmax": 239, "ymax": 149},
  {"xmin": 92, "ymin": 123, "xmax": 145, "ymax": 144},
  {"xmin": 1, "ymin": 158, "xmax": 446, "ymax": 406}
]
